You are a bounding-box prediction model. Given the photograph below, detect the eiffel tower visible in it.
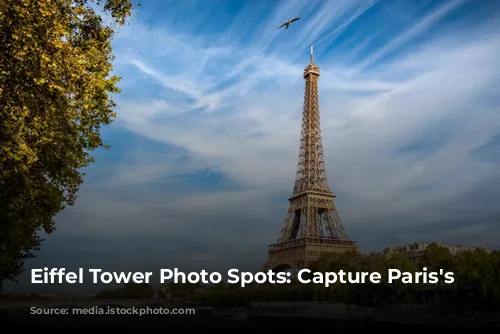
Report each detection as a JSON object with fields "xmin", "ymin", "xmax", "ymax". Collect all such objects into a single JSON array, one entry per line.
[{"xmin": 263, "ymin": 45, "xmax": 358, "ymax": 274}]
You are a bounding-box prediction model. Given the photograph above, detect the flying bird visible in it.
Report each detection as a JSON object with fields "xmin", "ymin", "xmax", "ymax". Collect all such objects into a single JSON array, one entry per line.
[{"xmin": 278, "ymin": 17, "xmax": 300, "ymax": 30}]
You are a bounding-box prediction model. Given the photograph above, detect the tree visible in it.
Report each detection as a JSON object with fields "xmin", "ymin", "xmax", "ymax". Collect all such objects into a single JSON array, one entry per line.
[
  {"xmin": 380, "ymin": 252, "xmax": 419, "ymax": 307},
  {"xmin": 421, "ymin": 243, "xmax": 455, "ymax": 272},
  {"xmin": 0, "ymin": 0, "xmax": 134, "ymax": 286},
  {"xmin": 455, "ymin": 249, "xmax": 498, "ymax": 302}
]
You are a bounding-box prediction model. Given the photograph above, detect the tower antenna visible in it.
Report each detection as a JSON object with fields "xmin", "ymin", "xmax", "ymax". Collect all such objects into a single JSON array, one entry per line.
[{"xmin": 310, "ymin": 44, "xmax": 314, "ymax": 63}]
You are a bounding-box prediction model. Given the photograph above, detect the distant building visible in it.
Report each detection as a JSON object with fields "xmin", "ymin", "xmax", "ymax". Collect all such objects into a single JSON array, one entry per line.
[{"xmin": 383, "ymin": 242, "xmax": 479, "ymax": 261}]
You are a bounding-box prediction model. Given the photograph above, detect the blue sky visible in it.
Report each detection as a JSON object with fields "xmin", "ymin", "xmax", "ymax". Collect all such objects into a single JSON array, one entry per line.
[{"xmin": 9, "ymin": 0, "xmax": 500, "ymax": 293}]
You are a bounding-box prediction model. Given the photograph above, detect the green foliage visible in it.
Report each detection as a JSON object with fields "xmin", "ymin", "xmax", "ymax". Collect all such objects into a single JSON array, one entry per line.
[
  {"xmin": 455, "ymin": 249, "xmax": 499, "ymax": 299},
  {"xmin": 188, "ymin": 249, "xmax": 500, "ymax": 311},
  {"xmin": 0, "ymin": 0, "xmax": 134, "ymax": 284},
  {"xmin": 421, "ymin": 243, "xmax": 454, "ymax": 271},
  {"xmin": 91, "ymin": 250, "xmax": 499, "ymax": 314}
]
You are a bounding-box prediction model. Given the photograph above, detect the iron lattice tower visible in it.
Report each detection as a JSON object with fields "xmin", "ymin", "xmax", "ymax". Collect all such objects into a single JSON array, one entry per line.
[{"xmin": 263, "ymin": 45, "xmax": 358, "ymax": 273}]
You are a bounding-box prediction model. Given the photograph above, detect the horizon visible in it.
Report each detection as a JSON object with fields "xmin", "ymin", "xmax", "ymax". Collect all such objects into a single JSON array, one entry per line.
[{"xmin": 5, "ymin": 0, "xmax": 500, "ymax": 294}]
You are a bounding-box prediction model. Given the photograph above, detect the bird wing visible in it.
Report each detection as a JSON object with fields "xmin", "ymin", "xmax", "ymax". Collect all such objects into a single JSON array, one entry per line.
[
  {"xmin": 278, "ymin": 22, "xmax": 287, "ymax": 29},
  {"xmin": 290, "ymin": 17, "xmax": 300, "ymax": 23}
]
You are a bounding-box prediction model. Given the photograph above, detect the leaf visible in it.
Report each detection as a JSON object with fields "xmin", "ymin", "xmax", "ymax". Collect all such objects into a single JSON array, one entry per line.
[{"xmin": 0, "ymin": 0, "xmax": 133, "ymax": 284}]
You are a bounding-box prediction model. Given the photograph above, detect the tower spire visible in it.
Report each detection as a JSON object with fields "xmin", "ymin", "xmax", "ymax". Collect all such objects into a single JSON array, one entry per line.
[{"xmin": 310, "ymin": 44, "xmax": 314, "ymax": 64}]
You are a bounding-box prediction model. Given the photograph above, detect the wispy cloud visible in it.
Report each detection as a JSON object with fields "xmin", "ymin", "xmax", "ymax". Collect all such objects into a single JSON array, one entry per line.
[
  {"xmin": 350, "ymin": 0, "xmax": 469, "ymax": 75},
  {"xmin": 110, "ymin": 0, "xmax": 500, "ymax": 236},
  {"xmin": 305, "ymin": 0, "xmax": 382, "ymax": 54}
]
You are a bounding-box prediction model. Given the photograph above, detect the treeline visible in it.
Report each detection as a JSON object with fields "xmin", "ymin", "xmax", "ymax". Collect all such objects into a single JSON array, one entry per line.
[
  {"xmin": 94, "ymin": 244, "xmax": 500, "ymax": 311},
  {"xmin": 189, "ymin": 244, "xmax": 500, "ymax": 310}
]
